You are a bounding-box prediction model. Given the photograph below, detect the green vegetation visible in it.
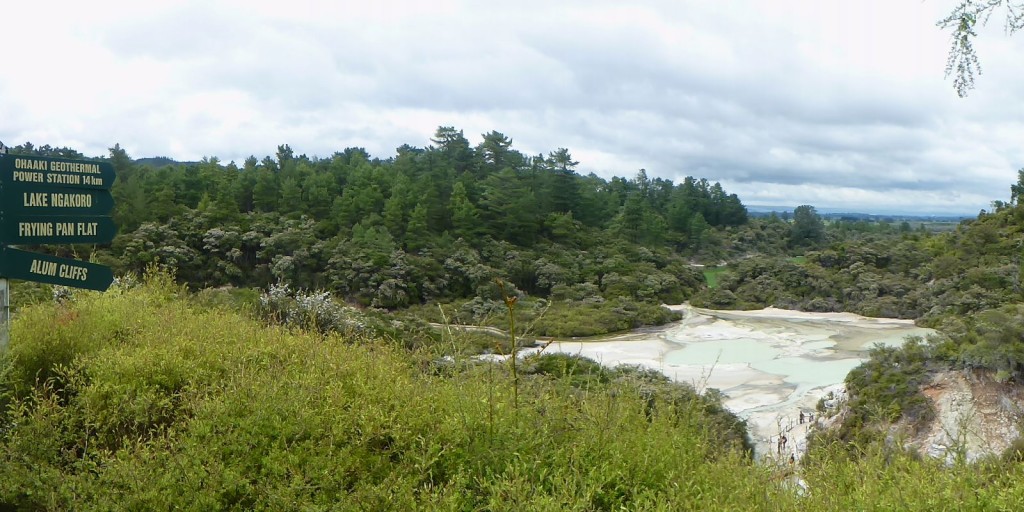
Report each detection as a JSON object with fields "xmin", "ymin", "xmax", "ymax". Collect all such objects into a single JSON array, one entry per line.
[
  {"xmin": 0, "ymin": 275, "xmax": 770, "ymax": 510},
  {"xmin": 789, "ymin": 205, "xmax": 825, "ymax": 248},
  {"xmin": 693, "ymin": 185, "xmax": 1024, "ymax": 322},
  {"xmin": 794, "ymin": 176, "xmax": 1024, "ymax": 448},
  {"xmin": 703, "ymin": 267, "xmax": 728, "ymax": 289},
  {"xmin": 833, "ymin": 337, "xmax": 936, "ymax": 449},
  {"xmin": 9, "ymin": 138, "xmax": 1024, "ymax": 507},
  {"xmin": 404, "ymin": 295, "xmax": 682, "ymax": 339},
  {"xmin": 7, "ymin": 133, "xmax": 743, "ymax": 338},
  {"xmin": 939, "ymin": 0, "xmax": 1024, "ymax": 97},
  {"xmin": 8, "ymin": 275, "xmax": 1024, "ymax": 508}
]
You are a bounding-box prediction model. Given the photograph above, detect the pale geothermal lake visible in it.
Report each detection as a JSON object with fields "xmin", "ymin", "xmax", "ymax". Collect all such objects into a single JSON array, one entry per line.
[{"xmin": 528, "ymin": 305, "xmax": 935, "ymax": 458}]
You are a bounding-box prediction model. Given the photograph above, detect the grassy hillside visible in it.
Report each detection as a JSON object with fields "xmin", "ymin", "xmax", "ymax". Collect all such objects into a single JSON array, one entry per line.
[
  {"xmin": 0, "ymin": 275, "xmax": 763, "ymax": 510},
  {"xmin": 4, "ymin": 275, "xmax": 1024, "ymax": 510}
]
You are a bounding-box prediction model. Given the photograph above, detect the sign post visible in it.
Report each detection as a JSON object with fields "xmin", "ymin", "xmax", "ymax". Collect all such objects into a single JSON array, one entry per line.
[
  {"xmin": 0, "ymin": 153, "xmax": 118, "ymax": 353},
  {"xmin": 0, "ymin": 154, "xmax": 116, "ymax": 189},
  {"xmin": 0, "ymin": 278, "xmax": 8, "ymax": 354},
  {"xmin": 0, "ymin": 246, "xmax": 114, "ymax": 291},
  {"xmin": 0, "ymin": 215, "xmax": 118, "ymax": 245}
]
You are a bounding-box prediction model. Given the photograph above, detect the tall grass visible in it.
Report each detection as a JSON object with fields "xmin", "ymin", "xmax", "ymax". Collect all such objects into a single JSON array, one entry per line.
[
  {"xmin": 3, "ymin": 274, "xmax": 1024, "ymax": 510},
  {"xmin": 0, "ymin": 273, "xmax": 776, "ymax": 510},
  {"xmin": 703, "ymin": 267, "xmax": 729, "ymax": 289}
]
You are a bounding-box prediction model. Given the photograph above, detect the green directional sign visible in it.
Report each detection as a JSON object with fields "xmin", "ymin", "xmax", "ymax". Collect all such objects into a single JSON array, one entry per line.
[
  {"xmin": 0, "ymin": 215, "xmax": 117, "ymax": 245},
  {"xmin": 0, "ymin": 246, "xmax": 113, "ymax": 291},
  {"xmin": 0, "ymin": 153, "xmax": 118, "ymax": 292},
  {"xmin": 0, "ymin": 154, "xmax": 115, "ymax": 190},
  {"xmin": 2, "ymin": 184, "xmax": 114, "ymax": 216}
]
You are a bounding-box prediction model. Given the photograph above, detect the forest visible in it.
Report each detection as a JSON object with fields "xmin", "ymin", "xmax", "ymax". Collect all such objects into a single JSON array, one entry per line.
[
  {"xmin": 11, "ymin": 130, "xmax": 1024, "ymax": 378},
  {"xmin": 10, "ymin": 130, "xmax": 749, "ymax": 336}
]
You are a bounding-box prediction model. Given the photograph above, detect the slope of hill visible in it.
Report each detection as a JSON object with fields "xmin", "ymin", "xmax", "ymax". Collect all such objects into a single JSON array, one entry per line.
[
  {"xmin": 911, "ymin": 370, "xmax": 1024, "ymax": 463},
  {"xmin": 0, "ymin": 274, "xmax": 765, "ymax": 510},
  {"xmin": 5, "ymin": 275, "xmax": 1024, "ymax": 509}
]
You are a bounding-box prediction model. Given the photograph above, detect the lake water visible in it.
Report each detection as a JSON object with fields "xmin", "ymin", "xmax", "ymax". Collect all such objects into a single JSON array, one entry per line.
[{"xmin": 535, "ymin": 305, "xmax": 935, "ymax": 457}]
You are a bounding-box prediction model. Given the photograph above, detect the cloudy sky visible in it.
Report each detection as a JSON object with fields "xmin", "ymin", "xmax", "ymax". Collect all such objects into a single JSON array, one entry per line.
[{"xmin": 1, "ymin": 1, "xmax": 1022, "ymax": 215}]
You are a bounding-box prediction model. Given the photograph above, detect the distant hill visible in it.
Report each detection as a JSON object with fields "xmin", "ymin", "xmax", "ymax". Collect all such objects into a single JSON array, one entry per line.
[
  {"xmin": 747, "ymin": 205, "xmax": 970, "ymax": 222},
  {"xmin": 134, "ymin": 156, "xmax": 200, "ymax": 168}
]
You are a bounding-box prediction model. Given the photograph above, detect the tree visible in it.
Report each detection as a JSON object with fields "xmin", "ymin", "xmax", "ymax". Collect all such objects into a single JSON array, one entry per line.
[
  {"xmin": 789, "ymin": 205, "xmax": 825, "ymax": 248},
  {"xmin": 430, "ymin": 126, "xmax": 474, "ymax": 175},
  {"xmin": 478, "ymin": 130, "xmax": 515, "ymax": 173},
  {"xmin": 405, "ymin": 202, "xmax": 431, "ymax": 252},
  {"xmin": 253, "ymin": 169, "xmax": 279, "ymax": 212},
  {"xmin": 1011, "ymin": 168, "xmax": 1024, "ymax": 205},
  {"xmin": 545, "ymin": 149, "xmax": 581, "ymax": 214},
  {"xmin": 939, "ymin": 1, "xmax": 1024, "ymax": 97},
  {"xmin": 480, "ymin": 168, "xmax": 539, "ymax": 245},
  {"xmin": 280, "ymin": 177, "xmax": 302, "ymax": 214},
  {"xmin": 449, "ymin": 182, "xmax": 482, "ymax": 240},
  {"xmin": 689, "ymin": 212, "xmax": 711, "ymax": 249}
]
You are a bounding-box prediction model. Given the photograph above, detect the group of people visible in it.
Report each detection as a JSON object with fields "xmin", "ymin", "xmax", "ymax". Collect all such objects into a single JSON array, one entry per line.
[
  {"xmin": 776, "ymin": 434, "xmax": 788, "ymax": 455},
  {"xmin": 799, "ymin": 410, "xmax": 814, "ymax": 425},
  {"xmin": 774, "ymin": 409, "xmax": 817, "ymax": 463}
]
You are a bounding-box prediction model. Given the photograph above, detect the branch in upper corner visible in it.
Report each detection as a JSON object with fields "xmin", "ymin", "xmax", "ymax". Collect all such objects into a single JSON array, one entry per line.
[{"xmin": 937, "ymin": 1, "xmax": 1024, "ymax": 97}]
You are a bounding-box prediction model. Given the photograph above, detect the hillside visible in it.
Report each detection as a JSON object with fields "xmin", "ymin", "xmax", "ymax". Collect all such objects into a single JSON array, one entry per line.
[
  {"xmin": 0, "ymin": 275, "xmax": 763, "ymax": 510},
  {"xmin": 6, "ymin": 276, "xmax": 1024, "ymax": 508},
  {"xmin": 911, "ymin": 370, "xmax": 1024, "ymax": 462},
  {"xmin": 5, "ymin": 139, "xmax": 1024, "ymax": 507}
]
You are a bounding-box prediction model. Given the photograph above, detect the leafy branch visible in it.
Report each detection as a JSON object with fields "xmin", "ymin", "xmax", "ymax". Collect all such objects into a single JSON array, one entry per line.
[{"xmin": 938, "ymin": 0, "xmax": 1024, "ymax": 97}]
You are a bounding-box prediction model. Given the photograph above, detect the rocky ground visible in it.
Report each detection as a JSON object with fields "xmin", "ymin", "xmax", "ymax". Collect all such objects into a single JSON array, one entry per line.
[
  {"xmin": 903, "ymin": 370, "xmax": 1024, "ymax": 463},
  {"xmin": 813, "ymin": 369, "xmax": 1024, "ymax": 464}
]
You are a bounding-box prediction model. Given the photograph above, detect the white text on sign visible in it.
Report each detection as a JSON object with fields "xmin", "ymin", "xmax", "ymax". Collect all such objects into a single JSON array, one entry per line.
[
  {"xmin": 21, "ymin": 192, "xmax": 95, "ymax": 208},
  {"xmin": 28, "ymin": 259, "xmax": 89, "ymax": 281},
  {"xmin": 17, "ymin": 222, "xmax": 99, "ymax": 237},
  {"xmin": 11, "ymin": 170, "xmax": 103, "ymax": 186}
]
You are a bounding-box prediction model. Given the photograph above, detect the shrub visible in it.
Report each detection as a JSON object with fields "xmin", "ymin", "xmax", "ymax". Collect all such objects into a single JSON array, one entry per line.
[{"xmin": 0, "ymin": 275, "xmax": 782, "ymax": 510}]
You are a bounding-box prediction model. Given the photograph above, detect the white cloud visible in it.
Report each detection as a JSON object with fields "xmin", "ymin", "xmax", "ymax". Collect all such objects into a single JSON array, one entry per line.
[{"xmin": 0, "ymin": 0, "xmax": 1021, "ymax": 214}]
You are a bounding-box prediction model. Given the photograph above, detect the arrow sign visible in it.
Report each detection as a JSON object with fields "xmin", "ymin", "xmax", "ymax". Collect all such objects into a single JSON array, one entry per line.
[
  {"xmin": 0, "ymin": 246, "xmax": 113, "ymax": 291},
  {"xmin": 2, "ymin": 184, "xmax": 114, "ymax": 216},
  {"xmin": 0, "ymin": 215, "xmax": 117, "ymax": 245},
  {"xmin": 0, "ymin": 154, "xmax": 115, "ymax": 190}
]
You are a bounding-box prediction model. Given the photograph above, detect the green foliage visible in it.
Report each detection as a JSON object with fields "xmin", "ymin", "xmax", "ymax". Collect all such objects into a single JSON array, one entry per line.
[
  {"xmin": 799, "ymin": 439, "xmax": 1024, "ymax": 509},
  {"xmin": 411, "ymin": 296, "xmax": 682, "ymax": 340},
  {"xmin": 531, "ymin": 298, "xmax": 682, "ymax": 337},
  {"xmin": 938, "ymin": 1, "xmax": 1024, "ymax": 97},
  {"xmin": 924, "ymin": 304, "xmax": 1024, "ymax": 380},
  {"xmin": 0, "ymin": 276, "xmax": 780, "ymax": 510},
  {"xmin": 698, "ymin": 198, "xmax": 1024, "ymax": 323},
  {"xmin": 13, "ymin": 283, "xmax": 1024, "ymax": 509},
  {"xmin": 18, "ymin": 129, "xmax": 747, "ymax": 325},
  {"xmin": 789, "ymin": 205, "xmax": 825, "ymax": 248},
  {"xmin": 703, "ymin": 267, "xmax": 729, "ymax": 289},
  {"xmin": 827, "ymin": 337, "xmax": 937, "ymax": 450},
  {"xmin": 836, "ymin": 302, "xmax": 1024, "ymax": 453}
]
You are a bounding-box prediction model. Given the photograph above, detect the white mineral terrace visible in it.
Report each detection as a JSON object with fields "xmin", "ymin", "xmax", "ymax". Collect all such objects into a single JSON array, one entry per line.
[{"xmin": 529, "ymin": 304, "xmax": 935, "ymax": 459}]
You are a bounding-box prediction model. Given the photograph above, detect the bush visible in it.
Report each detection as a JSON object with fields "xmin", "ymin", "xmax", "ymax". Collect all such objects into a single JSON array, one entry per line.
[
  {"xmin": 837, "ymin": 337, "xmax": 936, "ymax": 445},
  {"xmin": 530, "ymin": 299, "xmax": 681, "ymax": 337},
  {"xmin": 0, "ymin": 274, "xmax": 780, "ymax": 510}
]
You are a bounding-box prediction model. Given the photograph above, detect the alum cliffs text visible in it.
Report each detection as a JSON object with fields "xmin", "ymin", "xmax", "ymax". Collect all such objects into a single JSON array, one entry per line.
[{"xmin": 28, "ymin": 258, "xmax": 89, "ymax": 281}]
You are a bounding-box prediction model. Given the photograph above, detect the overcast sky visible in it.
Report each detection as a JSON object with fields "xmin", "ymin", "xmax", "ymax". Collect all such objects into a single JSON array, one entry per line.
[{"xmin": 1, "ymin": 1, "xmax": 1022, "ymax": 215}]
